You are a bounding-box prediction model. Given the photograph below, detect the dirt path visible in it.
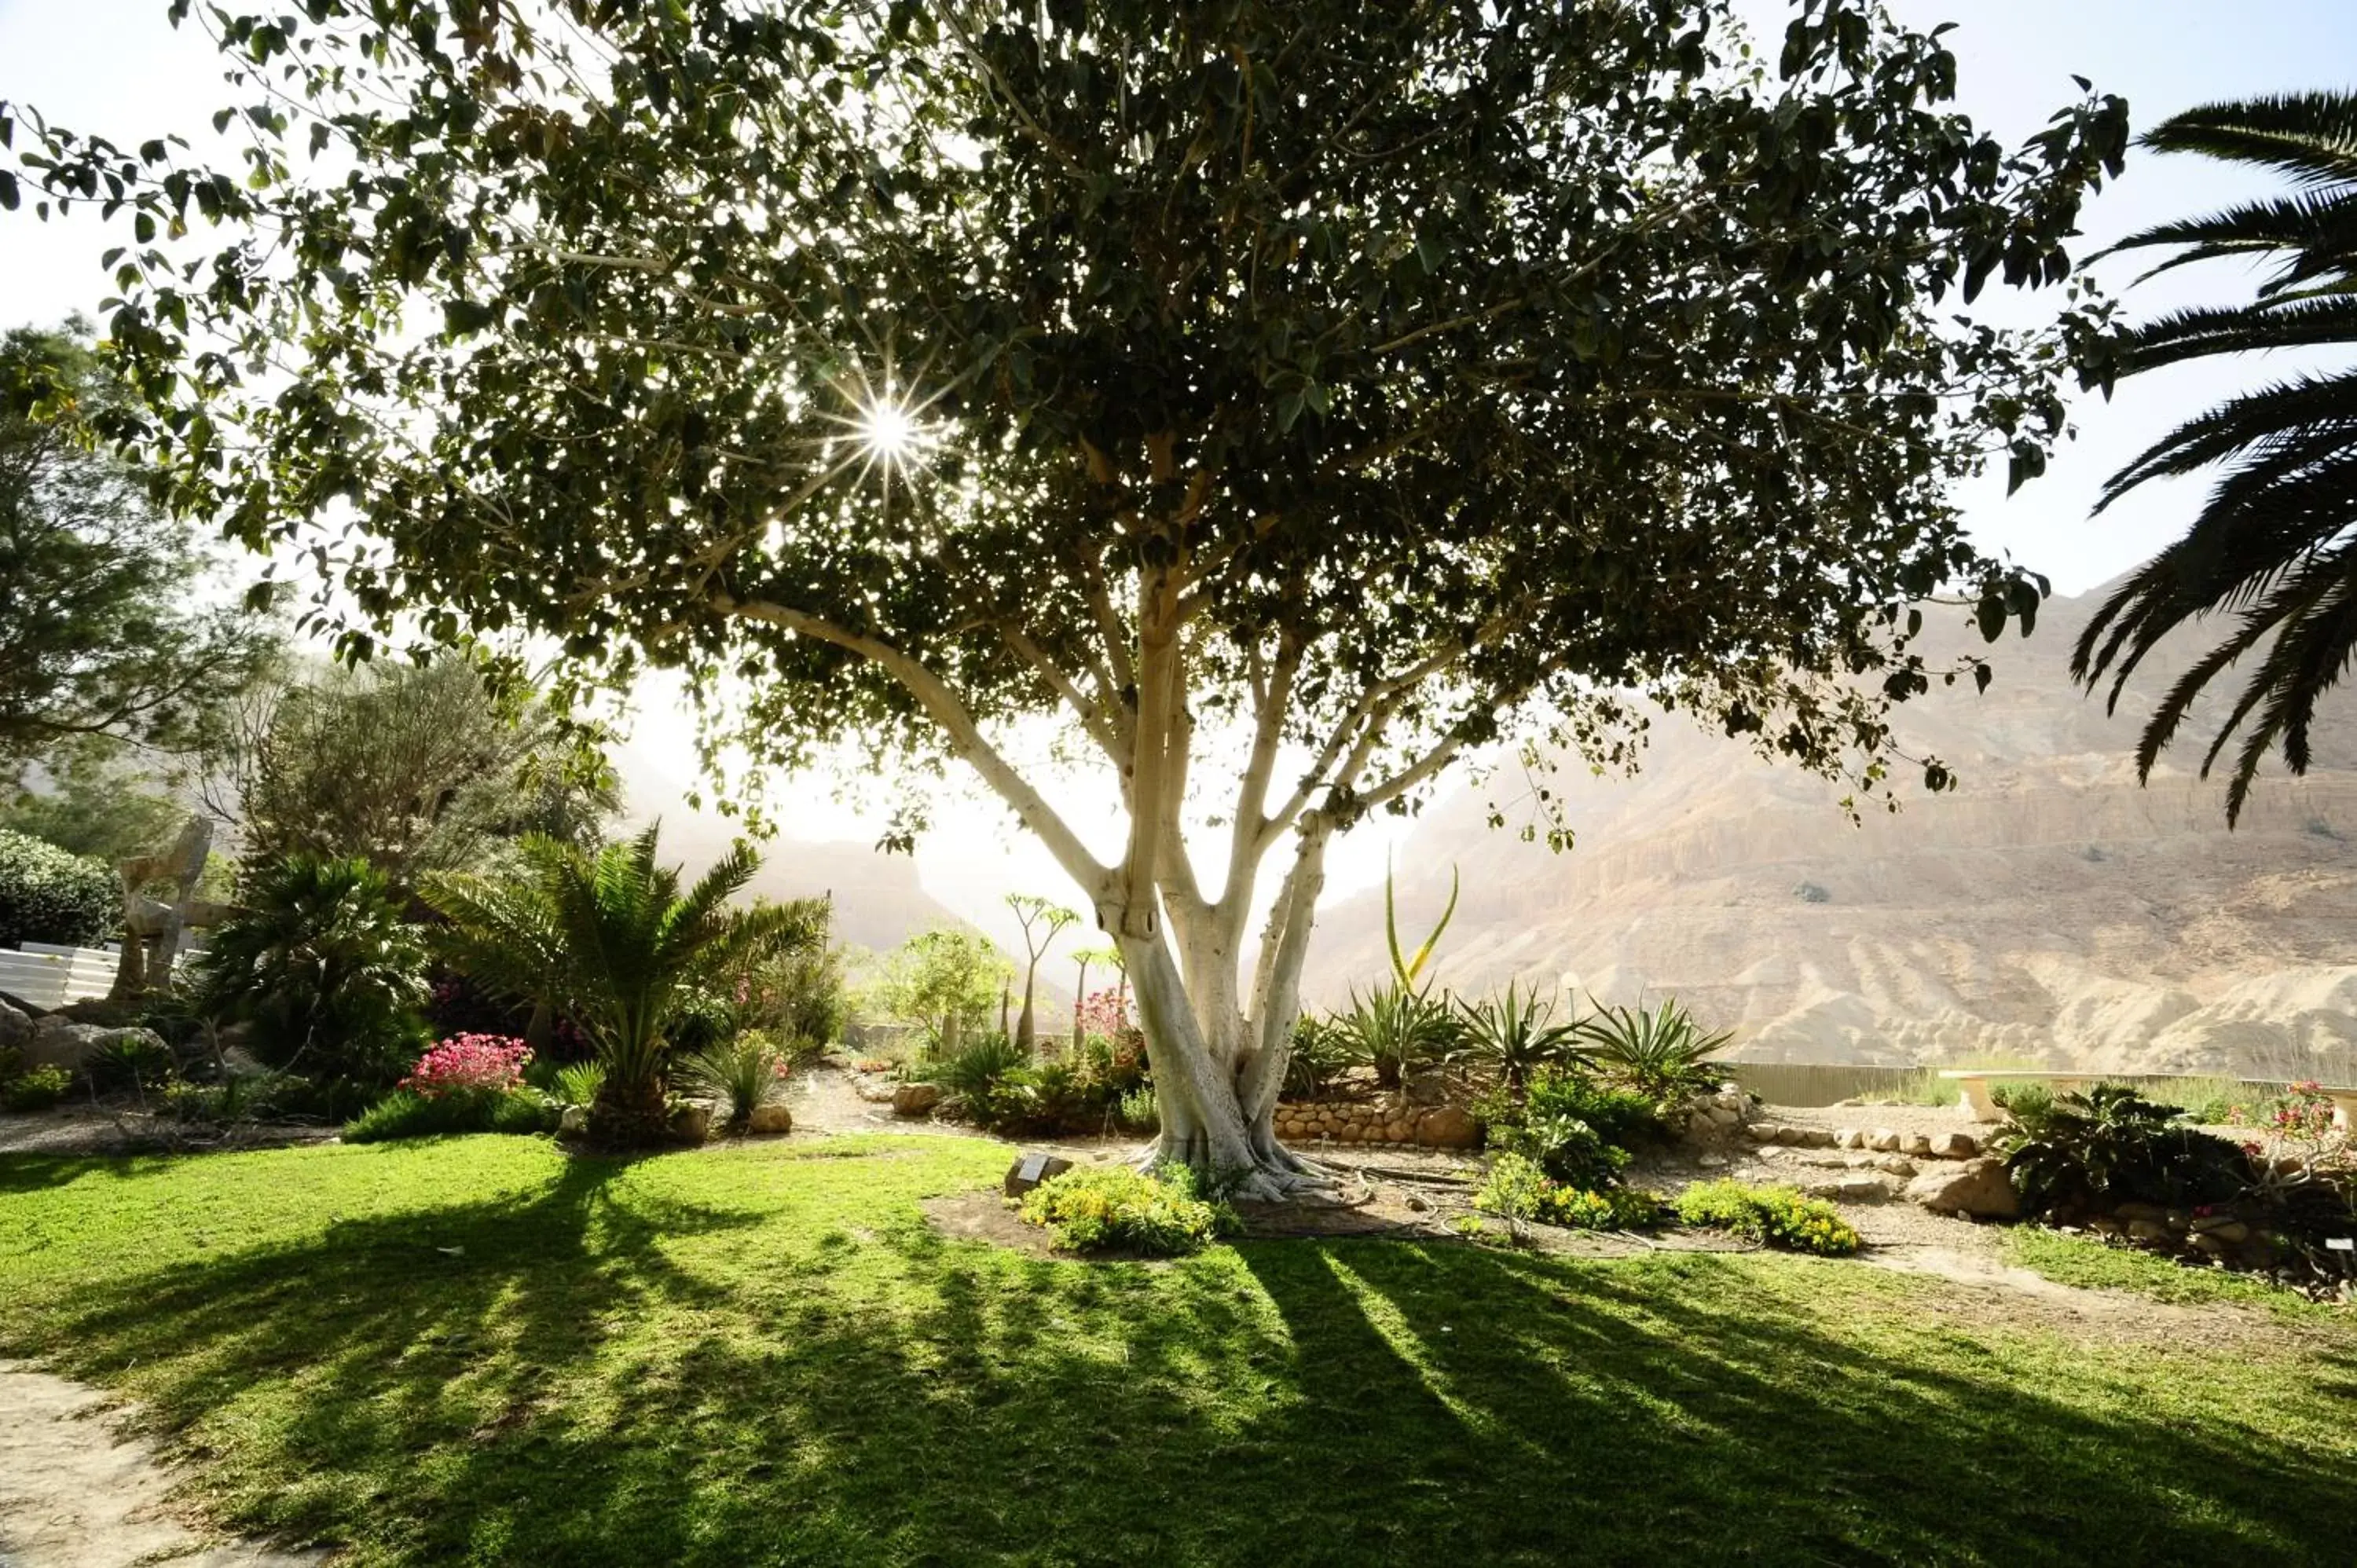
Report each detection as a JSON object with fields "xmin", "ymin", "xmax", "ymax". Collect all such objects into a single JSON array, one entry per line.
[{"xmin": 0, "ymin": 1361, "xmax": 324, "ymax": 1568}]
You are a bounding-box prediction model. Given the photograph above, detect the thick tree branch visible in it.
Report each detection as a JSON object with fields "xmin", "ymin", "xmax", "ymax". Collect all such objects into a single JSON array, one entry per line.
[{"xmin": 717, "ymin": 594, "xmax": 1114, "ymax": 899}]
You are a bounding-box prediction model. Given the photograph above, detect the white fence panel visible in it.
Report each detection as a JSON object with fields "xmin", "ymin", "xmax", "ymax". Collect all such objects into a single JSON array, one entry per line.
[{"xmin": 0, "ymin": 944, "xmax": 117, "ymax": 1009}]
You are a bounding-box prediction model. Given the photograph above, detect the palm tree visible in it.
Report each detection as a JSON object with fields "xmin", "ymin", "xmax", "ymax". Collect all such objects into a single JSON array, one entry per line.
[
  {"xmin": 2073, "ymin": 92, "xmax": 2357, "ymax": 822},
  {"xmin": 423, "ymin": 824, "xmax": 814, "ymax": 1145}
]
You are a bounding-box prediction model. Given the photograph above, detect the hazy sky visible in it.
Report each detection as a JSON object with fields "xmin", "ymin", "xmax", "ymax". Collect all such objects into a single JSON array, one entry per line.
[{"xmin": 5, "ymin": 1, "xmax": 2353, "ymax": 940}]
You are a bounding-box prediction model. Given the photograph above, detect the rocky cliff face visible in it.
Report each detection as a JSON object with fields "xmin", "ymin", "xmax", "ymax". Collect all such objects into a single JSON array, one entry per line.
[{"xmin": 1301, "ymin": 584, "xmax": 2357, "ymax": 1081}]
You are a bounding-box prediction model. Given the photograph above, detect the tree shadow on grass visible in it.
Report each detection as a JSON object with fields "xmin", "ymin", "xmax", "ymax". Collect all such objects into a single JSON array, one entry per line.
[
  {"xmin": 10, "ymin": 1160, "xmax": 2353, "ymax": 1567},
  {"xmin": 0, "ymin": 1152, "xmax": 187, "ymax": 1193}
]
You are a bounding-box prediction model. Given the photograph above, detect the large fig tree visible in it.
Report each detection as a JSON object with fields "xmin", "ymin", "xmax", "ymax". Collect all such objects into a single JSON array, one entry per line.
[{"xmin": 2, "ymin": 1, "xmax": 2124, "ymax": 1193}]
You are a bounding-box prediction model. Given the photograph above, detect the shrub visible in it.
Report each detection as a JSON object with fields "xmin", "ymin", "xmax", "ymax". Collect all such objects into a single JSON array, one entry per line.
[
  {"xmin": 929, "ymin": 1033, "xmax": 1028, "ymax": 1115},
  {"xmin": 1578, "ymin": 996, "xmax": 1731, "ymax": 1101},
  {"xmin": 1117, "ymin": 1085, "xmax": 1160, "ymax": 1134},
  {"xmin": 83, "ymin": 1031, "xmax": 174, "ymax": 1093},
  {"xmin": 1523, "ymin": 1068, "xmax": 1659, "ymax": 1148},
  {"xmin": 2, "ymin": 1063, "xmax": 71, "ymax": 1112},
  {"xmin": 546, "ymin": 1060, "xmax": 607, "ymax": 1110},
  {"xmin": 680, "ymin": 1031, "xmax": 793, "ymax": 1126},
  {"xmin": 159, "ymin": 1068, "xmax": 307, "ymax": 1125},
  {"xmin": 1018, "ymin": 1166, "xmax": 1238, "ymax": 1255},
  {"xmin": 1999, "ymin": 1083, "xmax": 2246, "ymax": 1218},
  {"xmin": 1477, "ymin": 1066, "xmax": 1655, "ymax": 1189},
  {"xmin": 344, "ymin": 1086, "xmax": 557, "ymax": 1142},
  {"xmin": 1674, "ymin": 1180, "xmax": 1860, "ymax": 1255},
  {"xmin": 1476, "ymin": 1153, "xmax": 1663, "ymax": 1235},
  {"xmin": 1488, "ymin": 1111, "xmax": 1630, "ymax": 1190},
  {"xmin": 401, "ymin": 1034, "xmax": 532, "ymax": 1098},
  {"xmin": 0, "ymin": 827, "xmax": 115, "ymax": 947},
  {"xmin": 194, "ymin": 855, "xmax": 431, "ymax": 1087}
]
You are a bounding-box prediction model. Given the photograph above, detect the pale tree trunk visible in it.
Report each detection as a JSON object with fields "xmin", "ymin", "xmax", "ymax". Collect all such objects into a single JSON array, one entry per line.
[{"xmin": 722, "ymin": 539, "xmax": 1482, "ymax": 1200}]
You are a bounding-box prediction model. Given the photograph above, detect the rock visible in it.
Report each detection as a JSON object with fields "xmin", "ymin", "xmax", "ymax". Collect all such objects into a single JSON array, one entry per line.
[
  {"xmin": 2188, "ymin": 1231, "xmax": 2235, "ymax": 1258},
  {"xmin": 891, "ymin": 1082, "xmax": 943, "ymax": 1117},
  {"xmin": 747, "ymin": 1102, "xmax": 794, "ymax": 1135},
  {"xmin": 2126, "ymin": 1218, "xmax": 2175, "ymax": 1244},
  {"xmin": 1745, "ymin": 1123, "xmax": 1779, "ymax": 1143},
  {"xmin": 1902, "ymin": 1158, "xmax": 2021, "ymax": 1219},
  {"xmin": 2086, "ymin": 1215, "xmax": 2123, "ymax": 1236},
  {"xmin": 1696, "ymin": 1152, "xmax": 1728, "ymax": 1168},
  {"xmin": 1807, "ymin": 1174, "xmax": 1894, "ymax": 1203},
  {"xmin": 1713, "ymin": 1090, "xmax": 1748, "ymax": 1114},
  {"xmin": 24, "ymin": 1020, "xmax": 167, "ymax": 1077},
  {"xmin": 1875, "ymin": 1156, "xmax": 1918, "ymax": 1178},
  {"xmin": 1706, "ymin": 1105, "xmax": 1741, "ymax": 1127},
  {"xmin": 1867, "ymin": 1128, "xmax": 1902, "ymax": 1153},
  {"xmin": 2190, "ymin": 1215, "xmax": 2249, "ymax": 1244},
  {"xmin": 559, "ymin": 1105, "xmax": 589, "ymax": 1136},
  {"xmin": 1798, "ymin": 1128, "xmax": 1836, "ymax": 1149},
  {"xmin": 669, "ymin": 1101, "xmax": 713, "ymax": 1142},
  {"xmin": 1004, "ymin": 1153, "xmax": 1075, "ymax": 1197},
  {"xmin": 2112, "ymin": 1201, "xmax": 2170, "ymax": 1224},
  {"xmin": 1685, "ymin": 1112, "xmax": 1717, "ymax": 1141},
  {"xmin": 0, "ymin": 998, "xmax": 32, "ymax": 1053},
  {"xmin": 1404, "ymin": 1195, "xmax": 1431, "ymax": 1213},
  {"xmin": 1415, "ymin": 1106, "xmax": 1482, "ymax": 1149},
  {"xmin": 1834, "ymin": 1128, "xmax": 1864, "ymax": 1149},
  {"xmin": 1901, "ymin": 1134, "xmax": 1933, "ymax": 1157},
  {"xmin": 1929, "ymin": 1131, "xmax": 1979, "ymax": 1160}
]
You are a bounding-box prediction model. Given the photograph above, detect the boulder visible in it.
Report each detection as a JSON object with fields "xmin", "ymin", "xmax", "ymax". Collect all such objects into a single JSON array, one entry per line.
[
  {"xmin": 669, "ymin": 1101, "xmax": 713, "ymax": 1142},
  {"xmin": 1902, "ymin": 1158, "xmax": 2021, "ymax": 1220},
  {"xmin": 1867, "ymin": 1128, "xmax": 1902, "ymax": 1153},
  {"xmin": 2126, "ymin": 1218, "xmax": 2175, "ymax": 1244},
  {"xmin": 1901, "ymin": 1134, "xmax": 1934, "ymax": 1157},
  {"xmin": 0, "ymin": 998, "xmax": 33, "ymax": 1053},
  {"xmin": 2111, "ymin": 1200, "xmax": 2170, "ymax": 1225},
  {"xmin": 25, "ymin": 1020, "xmax": 167, "ymax": 1077},
  {"xmin": 1875, "ymin": 1156, "xmax": 1918, "ymax": 1178},
  {"xmin": 891, "ymin": 1082, "xmax": 943, "ymax": 1117},
  {"xmin": 1928, "ymin": 1131, "xmax": 1980, "ymax": 1160},
  {"xmin": 1797, "ymin": 1128, "xmax": 1837, "ymax": 1149},
  {"xmin": 747, "ymin": 1102, "xmax": 794, "ymax": 1135},
  {"xmin": 1003, "ymin": 1152, "xmax": 1075, "ymax": 1198},
  {"xmin": 1706, "ymin": 1105, "xmax": 1741, "ymax": 1127},
  {"xmin": 1806, "ymin": 1174, "xmax": 1894, "ymax": 1203},
  {"xmin": 1833, "ymin": 1128, "xmax": 1864, "ymax": 1150},
  {"xmin": 1415, "ymin": 1106, "xmax": 1482, "ymax": 1149}
]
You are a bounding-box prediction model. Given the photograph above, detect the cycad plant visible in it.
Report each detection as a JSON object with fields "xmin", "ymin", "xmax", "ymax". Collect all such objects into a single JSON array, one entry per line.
[
  {"xmin": 2073, "ymin": 93, "xmax": 2357, "ymax": 819},
  {"xmin": 194, "ymin": 855, "xmax": 430, "ymax": 1090},
  {"xmin": 423, "ymin": 825, "xmax": 816, "ymax": 1146}
]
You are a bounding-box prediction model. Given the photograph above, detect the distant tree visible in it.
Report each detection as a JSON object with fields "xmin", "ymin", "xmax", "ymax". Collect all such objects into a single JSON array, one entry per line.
[
  {"xmin": 1069, "ymin": 943, "xmax": 1124, "ymax": 1053},
  {"xmin": 872, "ymin": 929, "xmax": 1010, "ymax": 1053},
  {"xmin": 0, "ymin": 323, "xmax": 274, "ymax": 768},
  {"xmin": 2, "ymin": 2, "xmax": 2126, "ymax": 1190},
  {"xmin": 215, "ymin": 656, "xmax": 620, "ymax": 885},
  {"xmin": 2072, "ymin": 93, "xmax": 2357, "ymax": 820},
  {"xmin": 1, "ymin": 738, "xmax": 186, "ymax": 866},
  {"xmin": 1004, "ymin": 894, "xmax": 1078, "ymax": 1052}
]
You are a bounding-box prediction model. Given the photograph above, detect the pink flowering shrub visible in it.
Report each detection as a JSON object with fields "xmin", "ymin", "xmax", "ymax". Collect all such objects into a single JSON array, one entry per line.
[
  {"xmin": 401, "ymin": 1034, "xmax": 533, "ymax": 1099},
  {"xmin": 1078, "ymin": 987, "xmax": 1132, "ymax": 1039}
]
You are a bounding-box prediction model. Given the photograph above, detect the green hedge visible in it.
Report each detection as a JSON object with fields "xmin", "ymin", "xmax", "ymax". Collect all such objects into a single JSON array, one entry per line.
[{"xmin": 0, "ymin": 828, "xmax": 115, "ymax": 948}]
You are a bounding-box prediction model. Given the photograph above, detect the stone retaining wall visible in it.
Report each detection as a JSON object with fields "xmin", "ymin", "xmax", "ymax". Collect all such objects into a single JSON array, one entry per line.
[{"xmin": 1274, "ymin": 1098, "xmax": 1481, "ymax": 1149}]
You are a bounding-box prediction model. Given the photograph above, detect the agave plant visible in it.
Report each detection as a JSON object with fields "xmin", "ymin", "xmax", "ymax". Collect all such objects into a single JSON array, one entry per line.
[
  {"xmin": 1326, "ymin": 862, "xmax": 1463, "ymax": 1090},
  {"xmin": 1576, "ymin": 996, "xmax": 1730, "ymax": 1103},
  {"xmin": 423, "ymin": 824, "xmax": 819, "ymax": 1146},
  {"xmin": 679, "ymin": 1031, "xmax": 794, "ymax": 1127},
  {"xmin": 1453, "ymin": 981, "xmax": 1587, "ymax": 1095}
]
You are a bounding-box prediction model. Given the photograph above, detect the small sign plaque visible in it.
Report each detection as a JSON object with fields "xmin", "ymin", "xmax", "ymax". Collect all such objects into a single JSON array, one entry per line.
[
  {"xmin": 2327, "ymin": 1237, "xmax": 2355, "ymax": 1253},
  {"xmin": 1018, "ymin": 1153, "xmax": 1048, "ymax": 1183}
]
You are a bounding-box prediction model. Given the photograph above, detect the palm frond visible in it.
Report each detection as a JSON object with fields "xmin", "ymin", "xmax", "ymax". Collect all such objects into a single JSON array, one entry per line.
[
  {"xmin": 2108, "ymin": 297, "xmax": 2357, "ymax": 376},
  {"xmin": 2139, "ymin": 92, "xmax": 2357, "ymax": 188}
]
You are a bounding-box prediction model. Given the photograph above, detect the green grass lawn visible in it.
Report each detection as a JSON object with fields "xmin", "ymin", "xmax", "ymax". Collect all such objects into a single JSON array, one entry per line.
[{"xmin": 3, "ymin": 1135, "xmax": 2353, "ymax": 1566}]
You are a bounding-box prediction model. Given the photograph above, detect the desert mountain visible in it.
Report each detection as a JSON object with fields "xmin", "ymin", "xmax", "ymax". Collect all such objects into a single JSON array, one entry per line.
[{"xmin": 1301, "ymin": 582, "xmax": 2357, "ymax": 1082}]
